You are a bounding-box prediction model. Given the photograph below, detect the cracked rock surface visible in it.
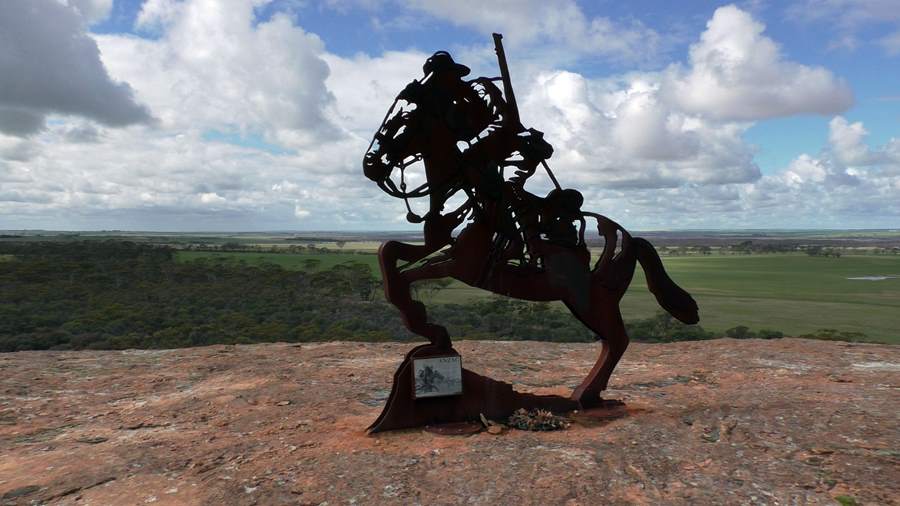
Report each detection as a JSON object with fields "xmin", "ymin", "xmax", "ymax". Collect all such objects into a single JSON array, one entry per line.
[{"xmin": 1, "ymin": 339, "xmax": 897, "ymax": 505}]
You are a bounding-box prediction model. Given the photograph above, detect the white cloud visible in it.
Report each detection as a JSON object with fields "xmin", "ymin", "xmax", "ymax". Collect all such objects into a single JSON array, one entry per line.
[
  {"xmin": 828, "ymin": 116, "xmax": 875, "ymax": 165},
  {"xmin": 664, "ymin": 5, "xmax": 853, "ymax": 121},
  {"xmin": 405, "ymin": 0, "xmax": 661, "ymax": 63},
  {"xmin": 611, "ymin": 84, "xmax": 700, "ymax": 161},
  {"xmin": 716, "ymin": 116, "xmax": 899, "ymax": 226},
  {"xmin": 518, "ymin": 69, "xmax": 761, "ymax": 190},
  {"xmin": 578, "ymin": 129, "xmax": 899, "ymax": 230},
  {"xmin": 327, "ymin": 0, "xmax": 664, "ymax": 65},
  {"xmin": 827, "ymin": 115, "xmax": 900, "ymax": 174},
  {"xmin": 324, "ymin": 50, "xmax": 428, "ymax": 138},
  {"xmin": 98, "ymin": 0, "xmax": 337, "ymax": 145},
  {"xmin": 880, "ymin": 30, "xmax": 900, "ymax": 55},
  {"xmin": 134, "ymin": 0, "xmax": 183, "ymax": 30},
  {"xmin": 64, "ymin": 0, "xmax": 113, "ymax": 24},
  {"xmin": 199, "ymin": 192, "xmax": 226, "ymax": 205},
  {"xmin": 489, "ymin": 5, "xmax": 857, "ymax": 193},
  {"xmin": 0, "ymin": 135, "xmax": 39, "ymax": 162},
  {"xmin": 62, "ymin": 123, "xmax": 102, "ymax": 144},
  {"xmin": 0, "ymin": 0, "xmax": 152, "ymax": 137},
  {"xmin": 788, "ymin": 0, "xmax": 900, "ymax": 56},
  {"xmin": 788, "ymin": 0, "xmax": 900, "ymax": 28},
  {"xmin": 785, "ymin": 154, "xmax": 828, "ymax": 184}
]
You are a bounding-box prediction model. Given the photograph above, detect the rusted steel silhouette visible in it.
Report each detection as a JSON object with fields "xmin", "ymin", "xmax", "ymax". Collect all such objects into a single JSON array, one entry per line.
[{"xmin": 364, "ymin": 34, "xmax": 698, "ymax": 429}]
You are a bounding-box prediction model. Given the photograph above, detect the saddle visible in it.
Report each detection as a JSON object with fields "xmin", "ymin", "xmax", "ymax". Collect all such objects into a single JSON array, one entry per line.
[{"xmin": 487, "ymin": 185, "xmax": 587, "ymax": 270}]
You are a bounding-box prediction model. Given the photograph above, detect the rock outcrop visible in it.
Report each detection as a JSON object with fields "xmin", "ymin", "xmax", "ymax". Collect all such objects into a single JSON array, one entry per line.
[{"xmin": 1, "ymin": 339, "xmax": 897, "ymax": 505}]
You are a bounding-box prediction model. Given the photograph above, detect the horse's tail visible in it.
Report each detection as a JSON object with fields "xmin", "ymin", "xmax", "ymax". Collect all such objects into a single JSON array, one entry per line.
[{"xmin": 634, "ymin": 237, "xmax": 699, "ymax": 324}]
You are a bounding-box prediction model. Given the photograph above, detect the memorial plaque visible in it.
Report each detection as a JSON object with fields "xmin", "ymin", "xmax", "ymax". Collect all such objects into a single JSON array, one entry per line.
[{"xmin": 412, "ymin": 355, "xmax": 463, "ymax": 399}]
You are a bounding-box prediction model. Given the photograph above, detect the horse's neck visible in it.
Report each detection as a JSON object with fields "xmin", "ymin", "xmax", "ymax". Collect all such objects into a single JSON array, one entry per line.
[{"xmin": 417, "ymin": 123, "xmax": 458, "ymax": 162}]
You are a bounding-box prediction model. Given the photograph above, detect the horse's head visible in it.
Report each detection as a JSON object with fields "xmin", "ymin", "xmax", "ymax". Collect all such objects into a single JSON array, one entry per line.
[
  {"xmin": 363, "ymin": 71, "xmax": 471, "ymax": 223},
  {"xmin": 362, "ymin": 87, "xmax": 426, "ymax": 196}
]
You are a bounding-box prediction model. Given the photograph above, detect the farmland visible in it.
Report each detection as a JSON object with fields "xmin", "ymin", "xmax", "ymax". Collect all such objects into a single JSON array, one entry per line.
[
  {"xmin": 173, "ymin": 248, "xmax": 900, "ymax": 343},
  {"xmin": 3, "ymin": 229, "xmax": 899, "ymax": 346},
  {"xmin": 620, "ymin": 254, "xmax": 900, "ymax": 343}
]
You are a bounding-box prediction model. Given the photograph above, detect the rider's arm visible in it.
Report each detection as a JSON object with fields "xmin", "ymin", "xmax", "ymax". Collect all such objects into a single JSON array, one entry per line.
[
  {"xmin": 460, "ymin": 79, "xmax": 552, "ymax": 165},
  {"xmin": 460, "ymin": 79, "xmax": 510, "ymax": 159}
]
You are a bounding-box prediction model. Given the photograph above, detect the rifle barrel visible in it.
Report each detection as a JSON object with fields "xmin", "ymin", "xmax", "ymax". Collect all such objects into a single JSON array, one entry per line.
[
  {"xmin": 493, "ymin": 34, "xmax": 561, "ymax": 190},
  {"xmin": 492, "ymin": 33, "xmax": 521, "ymax": 128}
]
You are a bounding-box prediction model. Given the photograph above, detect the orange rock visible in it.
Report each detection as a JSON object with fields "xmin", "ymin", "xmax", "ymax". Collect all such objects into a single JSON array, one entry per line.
[{"xmin": 0, "ymin": 339, "xmax": 896, "ymax": 504}]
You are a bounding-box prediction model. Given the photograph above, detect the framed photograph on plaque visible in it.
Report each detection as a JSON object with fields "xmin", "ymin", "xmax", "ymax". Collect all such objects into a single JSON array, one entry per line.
[{"xmin": 412, "ymin": 355, "xmax": 463, "ymax": 399}]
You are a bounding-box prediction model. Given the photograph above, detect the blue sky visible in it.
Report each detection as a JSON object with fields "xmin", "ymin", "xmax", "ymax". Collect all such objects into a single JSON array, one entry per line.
[{"xmin": 1, "ymin": 0, "xmax": 898, "ymax": 231}]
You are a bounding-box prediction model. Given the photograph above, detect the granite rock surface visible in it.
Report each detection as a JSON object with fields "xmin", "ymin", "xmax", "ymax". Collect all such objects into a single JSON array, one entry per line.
[{"xmin": 1, "ymin": 339, "xmax": 898, "ymax": 505}]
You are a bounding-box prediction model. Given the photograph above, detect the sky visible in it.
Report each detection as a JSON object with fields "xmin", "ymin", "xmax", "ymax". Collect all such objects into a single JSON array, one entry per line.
[{"xmin": 1, "ymin": 0, "xmax": 898, "ymax": 231}]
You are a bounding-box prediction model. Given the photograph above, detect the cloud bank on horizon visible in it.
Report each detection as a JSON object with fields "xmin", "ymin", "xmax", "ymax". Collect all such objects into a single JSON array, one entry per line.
[{"xmin": 0, "ymin": 0, "xmax": 898, "ymax": 231}]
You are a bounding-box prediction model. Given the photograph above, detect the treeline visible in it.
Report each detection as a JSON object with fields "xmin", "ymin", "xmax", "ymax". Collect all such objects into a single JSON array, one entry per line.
[
  {"xmin": 657, "ymin": 245, "xmax": 713, "ymax": 256},
  {"xmin": 3, "ymin": 241, "xmax": 725, "ymax": 352},
  {"xmin": 188, "ymin": 242, "xmax": 366, "ymax": 254},
  {"xmin": 657, "ymin": 242, "xmax": 846, "ymax": 256},
  {"xmin": 728, "ymin": 240, "xmax": 841, "ymax": 255},
  {"xmin": 0, "ymin": 241, "xmax": 393, "ymax": 351},
  {"xmin": 803, "ymin": 246, "xmax": 843, "ymax": 258},
  {"xmin": 728, "ymin": 240, "xmax": 900, "ymax": 257}
]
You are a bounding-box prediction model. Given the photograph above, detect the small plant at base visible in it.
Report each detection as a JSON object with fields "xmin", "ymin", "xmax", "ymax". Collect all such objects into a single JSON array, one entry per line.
[{"xmin": 507, "ymin": 408, "xmax": 569, "ymax": 431}]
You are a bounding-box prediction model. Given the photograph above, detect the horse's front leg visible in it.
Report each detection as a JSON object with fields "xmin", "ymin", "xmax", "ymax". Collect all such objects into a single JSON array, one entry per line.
[
  {"xmin": 391, "ymin": 260, "xmax": 458, "ymax": 349},
  {"xmin": 379, "ymin": 213, "xmax": 458, "ymax": 348}
]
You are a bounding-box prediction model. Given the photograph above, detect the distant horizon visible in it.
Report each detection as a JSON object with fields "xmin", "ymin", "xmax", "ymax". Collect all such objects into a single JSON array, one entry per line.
[{"xmin": 3, "ymin": 227, "xmax": 899, "ymax": 235}]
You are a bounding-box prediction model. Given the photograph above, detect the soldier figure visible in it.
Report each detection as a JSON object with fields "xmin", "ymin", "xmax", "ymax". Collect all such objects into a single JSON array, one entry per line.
[{"xmin": 366, "ymin": 50, "xmax": 583, "ymax": 267}]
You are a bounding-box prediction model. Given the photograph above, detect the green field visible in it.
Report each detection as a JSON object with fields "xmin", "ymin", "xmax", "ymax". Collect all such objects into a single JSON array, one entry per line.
[
  {"xmin": 619, "ymin": 254, "xmax": 900, "ymax": 343},
  {"xmin": 175, "ymin": 251, "xmax": 900, "ymax": 343}
]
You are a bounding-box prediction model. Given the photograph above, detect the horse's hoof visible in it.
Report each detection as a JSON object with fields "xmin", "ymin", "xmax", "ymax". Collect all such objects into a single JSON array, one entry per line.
[
  {"xmin": 575, "ymin": 396, "xmax": 625, "ymax": 410},
  {"xmin": 573, "ymin": 395, "xmax": 600, "ymax": 410},
  {"xmin": 570, "ymin": 390, "xmax": 616, "ymax": 410}
]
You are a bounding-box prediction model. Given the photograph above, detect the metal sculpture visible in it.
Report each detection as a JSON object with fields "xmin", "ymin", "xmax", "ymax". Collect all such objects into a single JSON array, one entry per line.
[{"xmin": 364, "ymin": 34, "xmax": 698, "ymax": 432}]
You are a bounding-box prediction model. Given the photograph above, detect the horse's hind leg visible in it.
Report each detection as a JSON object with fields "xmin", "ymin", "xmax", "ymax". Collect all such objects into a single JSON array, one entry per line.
[{"xmin": 567, "ymin": 300, "xmax": 630, "ymax": 408}]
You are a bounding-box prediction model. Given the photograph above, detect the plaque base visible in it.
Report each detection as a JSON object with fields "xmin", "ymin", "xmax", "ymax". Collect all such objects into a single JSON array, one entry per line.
[{"xmin": 367, "ymin": 344, "xmax": 580, "ymax": 433}]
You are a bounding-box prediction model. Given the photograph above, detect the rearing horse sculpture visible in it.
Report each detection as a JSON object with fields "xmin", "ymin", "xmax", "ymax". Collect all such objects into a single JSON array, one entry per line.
[{"xmin": 363, "ymin": 36, "xmax": 698, "ymax": 408}]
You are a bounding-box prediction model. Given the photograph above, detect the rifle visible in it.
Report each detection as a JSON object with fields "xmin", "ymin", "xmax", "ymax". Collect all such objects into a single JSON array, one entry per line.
[
  {"xmin": 492, "ymin": 33, "xmax": 521, "ymax": 129},
  {"xmin": 491, "ymin": 33, "xmax": 561, "ymax": 191}
]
